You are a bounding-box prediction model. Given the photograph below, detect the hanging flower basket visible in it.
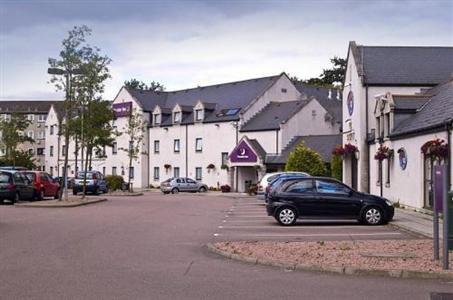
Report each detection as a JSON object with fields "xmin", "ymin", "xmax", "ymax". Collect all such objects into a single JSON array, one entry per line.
[
  {"xmin": 207, "ymin": 163, "xmax": 215, "ymax": 169},
  {"xmin": 374, "ymin": 145, "xmax": 394, "ymax": 161},
  {"xmin": 220, "ymin": 164, "xmax": 229, "ymax": 171},
  {"xmin": 332, "ymin": 143, "xmax": 358, "ymax": 157},
  {"xmin": 421, "ymin": 139, "xmax": 448, "ymax": 161},
  {"xmin": 164, "ymin": 164, "xmax": 171, "ymax": 170}
]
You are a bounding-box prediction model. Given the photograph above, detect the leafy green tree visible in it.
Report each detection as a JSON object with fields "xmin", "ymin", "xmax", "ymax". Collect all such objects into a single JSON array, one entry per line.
[
  {"xmin": 285, "ymin": 143, "xmax": 327, "ymax": 176},
  {"xmin": 331, "ymin": 154, "xmax": 343, "ymax": 181},
  {"xmin": 121, "ymin": 108, "xmax": 146, "ymax": 192},
  {"xmin": 124, "ymin": 78, "xmax": 165, "ymax": 91},
  {"xmin": 0, "ymin": 150, "xmax": 36, "ymax": 170},
  {"xmin": 292, "ymin": 56, "xmax": 346, "ymax": 88},
  {"xmin": 0, "ymin": 113, "xmax": 34, "ymax": 164}
]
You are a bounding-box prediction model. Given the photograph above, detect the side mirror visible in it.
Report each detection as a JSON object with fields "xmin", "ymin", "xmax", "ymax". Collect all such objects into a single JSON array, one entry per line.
[{"xmin": 348, "ymin": 190, "xmax": 354, "ymax": 196}]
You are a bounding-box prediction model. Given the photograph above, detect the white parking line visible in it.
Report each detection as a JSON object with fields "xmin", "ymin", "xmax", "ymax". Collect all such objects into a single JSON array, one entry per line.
[
  {"xmin": 217, "ymin": 225, "xmax": 382, "ymax": 229},
  {"xmin": 214, "ymin": 232, "xmax": 402, "ymax": 237}
]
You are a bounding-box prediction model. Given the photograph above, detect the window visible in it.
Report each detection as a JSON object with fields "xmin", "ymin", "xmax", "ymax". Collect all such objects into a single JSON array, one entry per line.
[
  {"xmin": 195, "ymin": 138, "xmax": 202, "ymax": 152},
  {"xmin": 129, "ymin": 167, "xmax": 134, "ymax": 179},
  {"xmin": 49, "ymin": 146, "xmax": 54, "ymax": 157},
  {"xmin": 311, "ymin": 110, "xmax": 317, "ymax": 120},
  {"xmin": 174, "ymin": 167, "xmax": 180, "ymax": 178},
  {"xmin": 187, "ymin": 178, "xmax": 196, "ymax": 184},
  {"xmin": 221, "ymin": 152, "xmax": 229, "ymax": 166},
  {"xmin": 112, "ymin": 167, "xmax": 117, "ymax": 176},
  {"xmin": 62, "ymin": 145, "xmax": 66, "ymax": 156},
  {"xmin": 285, "ymin": 180, "xmax": 315, "ymax": 193},
  {"xmin": 385, "ymin": 113, "xmax": 390, "ymax": 137},
  {"xmin": 102, "ymin": 167, "xmax": 106, "ymax": 175},
  {"xmin": 50, "ymin": 125, "xmax": 54, "ymax": 135},
  {"xmin": 154, "ymin": 167, "xmax": 160, "ymax": 180},
  {"xmin": 176, "ymin": 178, "xmax": 185, "ymax": 184},
  {"xmin": 173, "ymin": 111, "xmax": 181, "ymax": 123},
  {"xmin": 174, "ymin": 139, "xmax": 180, "ymax": 153},
  {"xmin": 281, "ymin": 88, "xmax": 287, "ymax": 93},
  {"xmin": 27, "ymin": 130, "xmax": 34, "ymax": 139},
  {"xmin": 225, "ymin": 108, "xmax": 240, "ymax": 116},
  {"xmin": 2, "ymin": 114, "xmax": 11, "ymax": 121},
  {"xmin": 28, "ymin": 148, "xmax": 34, "ymax": 155},
  {"xmin": 195, "ymin": 109, "xmax": 203, "ymax": 121},
  {"xmin": 37, "ymin": 148, "xmax": 44, "ymax": 155},
  {"xmin": 154, "ymin": 114, "xmax": 161, "ymax": 125},
  {"xmin": 195, "ymin": 167, "xmax": 202, "ymax": 180},
  {"xmin": 37, "ymin": 114, "xmax": 46, "ymax": 122},
  {"xmin": 38, "ymin": 131, "xmax": 45, "ymax": 139},
  {"xmin": 315, "ymin": 180, "xmax": 350, "ymax": 195},
  {"xmin": 50, "ymin": 167, "xmax": 54, "ymax": 176},
  {"xmin": 14, "ymin": 173, "xmax": 25, "ymax": 184},
  {"xmin": 27, "ymin": 114, "xmax": 34, "ymax": 121},
  {"xmin": 154, "ymin": 140, "xmax": 160, "ymax": 153},
  {"xmin": 112, "ymin": 142, "xmax": 117, "ymax": 155}
]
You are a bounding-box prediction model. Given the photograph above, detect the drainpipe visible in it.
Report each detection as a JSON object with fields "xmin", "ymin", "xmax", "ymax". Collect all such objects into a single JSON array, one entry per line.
[
  {"xmin": 235, "ymin": 122, "xmax": 238, "ymax": 192},
  {"xmin": 446, "ymin": 119, "xmax": 452, "ymax": 191},
  {"xmin": 366, "ymin": 84, "xmax": 370, "ymax": 193},
  {"xmin": 185, "ymin": 124, "xmax": 188, "ymax": 177}
]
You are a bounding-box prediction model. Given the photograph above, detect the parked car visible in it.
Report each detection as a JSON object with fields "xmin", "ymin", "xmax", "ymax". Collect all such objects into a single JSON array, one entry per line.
[
  {"xmin": 160, "ymin": 177, "xmax": 208, "ymax": 194},
  {"xmin": 54, "ymin": 176, "xmax": 75, "ymax": 189},
  {"xmin": 0, "ymin": 166, "xmax": 28, "ymax": 171},
  {"xmin": 22, "ymin": 171, "xmax": 60, "ymax": 200},
  {"xmin": 264, "ymin": 172, "xmax": 310, "ymax": 200},
  {"xmin": 0, "ymin": 170, "xmax": 34, "ymax": 204},
  {"xmin": 73, "ymin": 171, "xmax": 108, "ymax": 195},
  {"xmin": 266, "ymin": 177, "xmax": 394, "ymax": 226}
]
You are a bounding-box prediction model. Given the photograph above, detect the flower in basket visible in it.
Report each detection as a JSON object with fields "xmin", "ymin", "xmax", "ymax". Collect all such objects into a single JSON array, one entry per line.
[
  {"xmin": 421, "ymin": 139, "xmax": 448, "ymax": 161},
  {"xmin": 374, "ymin": 145, "xmax": 393, "ymax": 161},
  {"xmin": 332, "ymin": 144, "xmax": 357, "ymax": 156},
  {"xmin": 332, "ymin": 145, "xmax": 345, "ymax": 156},
  {"xmin": 220, "ymin": 184, "xmax": 231, "ymax": 193},
  {"xmin": 207, "ymin": 163, "xmax": 215, "ymax": 169},
  {"xmin": 164, "ymin": 164, "xmax": 171, "ymax": 169}
]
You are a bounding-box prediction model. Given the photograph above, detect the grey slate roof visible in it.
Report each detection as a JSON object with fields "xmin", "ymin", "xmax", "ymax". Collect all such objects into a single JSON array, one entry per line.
[
  {"xmin": 391, "ymin": 79, "xmax": 453, "ymax": 137},
  {"xmin": 266, "ymin": 134, "xmax": 342, "ymax": 164},
  {"xmin": 128, "ymin": 75, "xmax": 281, "ymax": 127},
  {"xmin": 0, "ymin": 100, "xmax": 62, "ymax": 113},
  {"xmin": 393, "ymin": 95, "xmax": 430, "ymax": 111},
  {"xmin": 351, "ymin": 42, "xmax": 453, "ymax": 85},
  {"xmin": 240, "ymin": 101, "xmax": 307, "ymax": 132},
  {"xmin": 248, "ymin": 139, "xmax": 267, "ymax": 159},
  {"xmin": 294, "ymin": 83, "xmax": 342, "ymax": 122}
]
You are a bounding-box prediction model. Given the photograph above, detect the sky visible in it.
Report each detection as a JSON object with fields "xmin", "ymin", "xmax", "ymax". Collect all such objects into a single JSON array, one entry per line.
[{"xmin": 0, "ymin": 0, "xmax": 452, "ymax": 100}]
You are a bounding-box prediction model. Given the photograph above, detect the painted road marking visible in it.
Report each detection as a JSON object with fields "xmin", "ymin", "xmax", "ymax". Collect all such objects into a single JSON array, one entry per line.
[
  {"xmin": 217, "ymin": 225, "xmax": 387, "ymax": 230},
  {"xmin": 213, "ymin": 232, "xmax": 402, "ymax": 237}
]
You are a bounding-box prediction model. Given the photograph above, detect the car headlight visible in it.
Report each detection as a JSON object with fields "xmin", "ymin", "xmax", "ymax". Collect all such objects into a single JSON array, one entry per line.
[{"xmin": 385, "ymin": 199, "xmax": 393, "ymax": 206}]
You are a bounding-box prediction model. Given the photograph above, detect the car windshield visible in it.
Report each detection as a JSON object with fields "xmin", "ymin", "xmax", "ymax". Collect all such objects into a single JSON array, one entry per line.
[
  {"xmin": 77, "ymin": 172, "xmax": 94, "ymax": 179},
  {"xmin": 0, "ymin": 172, "xmax": 11, "ymax": 183}
]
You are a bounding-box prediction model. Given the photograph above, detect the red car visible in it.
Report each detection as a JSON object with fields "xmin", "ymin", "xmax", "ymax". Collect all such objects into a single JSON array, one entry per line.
[{"xmin": 22, "ymin": 171, "xmax": 60, "ymax": 200}]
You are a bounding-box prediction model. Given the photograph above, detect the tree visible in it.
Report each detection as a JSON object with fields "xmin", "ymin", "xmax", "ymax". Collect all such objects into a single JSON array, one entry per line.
[
  {"xmin": 121, "ymin": 108, "xmax": 146, "ymax": 192},
  {"xmin": 292, "ymin": 56, "xmax": 346, "ymax": 88},
  {"xmin": 285, "ymin": 143, "xmax": 327, "ymax": 176},
  {"xmin": 0, "ymin": 150, "xmax": 36, "ymax": 170},
  {"xmin": 331, "ymin": 154, "xmax": 343, "ymax": 181},
  {"xmin": 0, "ymin": 113, "xmax": 34, "ymax": 165},
  {"xmin": 124, "ymin": 78, "xmax": 165, "ymax": 91}
]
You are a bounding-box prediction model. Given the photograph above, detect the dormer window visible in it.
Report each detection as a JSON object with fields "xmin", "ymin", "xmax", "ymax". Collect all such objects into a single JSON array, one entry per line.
[
  {"xmin": 195, "ymin": 109, "xmax": 203, "ymax": 122},
  {"xmin": 174, "ymin": 111, "xmax": 181, "ymax": 123},
  {"xmin": 153, "ymin": 114, "xmax": 161, "ymax": 125}
]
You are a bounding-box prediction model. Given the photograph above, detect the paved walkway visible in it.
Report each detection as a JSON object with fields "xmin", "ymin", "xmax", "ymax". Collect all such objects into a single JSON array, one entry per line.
[{"xmin": 393, "ymin": 208, "xmax": 441, "ymax": 238}]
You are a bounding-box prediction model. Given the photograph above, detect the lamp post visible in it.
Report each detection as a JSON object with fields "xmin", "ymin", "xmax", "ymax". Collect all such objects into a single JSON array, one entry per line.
[{"xmin": 47, "ymin": 67, "xmax": 82, "ymax": 200}]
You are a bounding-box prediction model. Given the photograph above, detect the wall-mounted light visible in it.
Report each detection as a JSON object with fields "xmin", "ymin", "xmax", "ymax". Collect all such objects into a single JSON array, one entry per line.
[{"xmin": 215, "ymin": 124, "xmax": 220, "ymax": 127}]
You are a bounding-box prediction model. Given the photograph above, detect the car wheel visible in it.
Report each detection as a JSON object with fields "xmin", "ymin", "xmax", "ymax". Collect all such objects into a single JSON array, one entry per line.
[
  {"xmin": 39, "ymin": 189, "xmax": 45, "ymax": 201},
  {"xmin": 54, "ymin": 189, "xmax": 60, "ymax": 199},
  {"xmin": 198, "ymin": 186, "xmax": 207, "ymax": 193},
  {"xmin": 171, "ymin": 188, "xmax": 179, "ymax": 194},
  {"xmin": 276, "ymin": 207, "xmax": 297, "ymax": 226},
  {"xmin": 93, "ymin": 187, "xmax": 99, "ymax": 195},
  {"xmin": 362, "ymin": 206, "xmax": 384, "ymax": 225},
  {"xmin": 73, "ymin": 189, "xmax": 77, "ymax": 195}
]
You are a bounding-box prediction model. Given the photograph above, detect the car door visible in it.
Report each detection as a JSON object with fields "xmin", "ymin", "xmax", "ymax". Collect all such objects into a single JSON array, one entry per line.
[
  {"xmin": 277, "ymin": 179, "xmax": 318, "ymax": 216},
  {"xmin": 176, "ymin": 178, "xmax": 186, "ymax": 191},
  {"xmin": 41, "ymin": 173, "xmax": 55, "ymax": 196},
  {"xmin": 315, "ymin": 179, "xmax": 361, "ymax": 217},
  {"xmin": 186, "ymin": 178, "xmax": 198, "ymax": 192},
  {"xmin": 0, "ymin": 172, "xmax": 12, "ymax": 200},
  {"xmin": 14, "ymin": 172, "xmax": 34, "ymax": 200}
]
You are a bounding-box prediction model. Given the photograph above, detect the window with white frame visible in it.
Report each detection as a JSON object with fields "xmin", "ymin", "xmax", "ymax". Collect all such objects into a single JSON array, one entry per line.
[
  {"xmin": 49, "ymin": 146, "xmax": 54, "ymax": 157},
  {"xmin": 27, "ymin": 130, "xmax": 34, "ymax": 139},
  {"xmin": 27, "ymin": 114, "xmax": 34, "ymax": 121},
  {"xmin": 112, "ymin": 142, "xmax": 117, "ymax": 155},
  {"xmin": 153, "ymin": 167, "xmax": 160, "ymax": 180},
  {"xmin": 112, "ymin": 166, "xmax": 117, "ymax": 176},
  {"xmin": 38, "ymin": 131, "xmax": 45, "ymax": 139},
  {"xmin": 195, "ymin": 138, "xmax": 202, "ymax": 152},
  {"xmin": 195, "ymin": 109, "xmax": 203, "ymax": 121},
  {"xmin": 37, "ymin": 114, "xmax": 46, "ymax": 122},
  {"xmin": 0, "ymin": 148, "xmax": 6, "ymax": 156},
  {"xmin": 62, "ymin": 145, "xmax": 66, "ymax": 156},
  {"xmin": 37, "ymin": 148, "xmax": 44, "ymax": 155},
  {"xmin": 173, "ymin": 111, "xmax": 181, "ymax": 123},
  {"xmin": 154, "ymin": 140, "xmax": 160, "ymax": 153},
  {"xmin": 28, "ymin": 148, "xmax": 34, "ymax": 155},
  {"xmin": 174, "ymin": 139, "xmax": 180, "ymax": 153},
  {"xmin": 153, "ymin": 114, "xmax": 161, "ymax": 125},
  {"xmin": 195, "ymin": 167, "xmax": 202, "ymax": 181},
  {"xmin": 174, "ymin": 167, "xmax": 180, "ymax": 178},
  {"xmin": 50, "ymin": 125, "xmax": 54, "ymax": 135},
  {"xmin": 221, "ymin": 152, "xmax": 229, "ymax": 166}
]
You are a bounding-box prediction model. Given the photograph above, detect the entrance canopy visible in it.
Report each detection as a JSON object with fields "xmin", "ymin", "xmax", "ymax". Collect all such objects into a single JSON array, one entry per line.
[{"xmin": 229, "ymin": 136, "xmax": 265, "ymax": 167}]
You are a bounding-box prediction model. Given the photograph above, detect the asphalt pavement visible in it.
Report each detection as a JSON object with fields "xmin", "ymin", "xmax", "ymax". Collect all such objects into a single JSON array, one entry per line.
[{"xmin": 0, "ymin": 193, "xmax": 451, "ymax": 300}]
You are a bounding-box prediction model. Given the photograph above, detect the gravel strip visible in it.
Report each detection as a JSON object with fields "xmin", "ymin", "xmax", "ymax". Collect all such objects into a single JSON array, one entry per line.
[{"xmin": 214, "ymin": 240, "xmax": 453, "ymax": 274}]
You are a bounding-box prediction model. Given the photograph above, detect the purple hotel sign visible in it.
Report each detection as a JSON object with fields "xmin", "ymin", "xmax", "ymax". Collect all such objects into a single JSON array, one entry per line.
[
  {"xmin": 113, "ymin": 102, "xmax": 132, "ymax": 118},
  {"xmin": 434, "ymin": 165, "xmax": 446, "ymax": 212},
  {"xmin": 229, "ymin": 140, "xmax": 258, "ymax": 163}
]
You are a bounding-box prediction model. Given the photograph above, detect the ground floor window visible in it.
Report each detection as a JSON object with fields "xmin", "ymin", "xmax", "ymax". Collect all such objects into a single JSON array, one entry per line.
[
  {"xmin": 174, "ymin": 167, "xmax": 180, "ymax": 178},
  {"xmin": 112, "ymin": 166, "xmax": 117, "ymax": 176},
  {"xmin": 154, "ymin": 167, "xmax": 160, "ymax": 180},
  {"xmin": 50, "ymin": 167, "xmax": 53, "ymax": 176},
  {"xmin": 221, "ymin": 152, "xmax": 228, "ymax": 166},
  {"xmin": 195, "ymin": 167, "xmax": 202, "ymax": 181},
  {"xmin": 102, "ymin": 167, "xmax": 106, "ymax": 175}
]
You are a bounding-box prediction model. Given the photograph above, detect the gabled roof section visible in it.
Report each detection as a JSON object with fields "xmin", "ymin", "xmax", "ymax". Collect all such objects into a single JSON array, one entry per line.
[
  {"xmin": 266, "ymin": 134, "xmax": 342, "ymax": 164},
  {"xmin": 240, "ymin": 100, "xmax": 307, "ymax": 132},
  {"xmin": 0, "ymin": 100, "xmax": 62, "ymax": 113},
  {"xmin": 392, "ymin": 95, "xmax": 430, "ymax": 111},
  {"xmin": 294, "ymin": 83, "xmax": 342, "ymax": 122},
  {"xmin": 391, "ymin": 78, "xmax": 453, "ymax": 137},
  {"xmin": 125, "ymin": 88, "xmax": 167, "ymax": 112},
  {"xmin": 349, "ymin": 42, "xmax": 453, "ymax": 86}
]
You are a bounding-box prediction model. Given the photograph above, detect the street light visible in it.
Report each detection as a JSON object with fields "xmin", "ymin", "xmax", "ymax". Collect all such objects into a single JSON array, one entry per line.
[{"xmin": 47, "ymin": 67, "xmax": 82, "ymax": 201}]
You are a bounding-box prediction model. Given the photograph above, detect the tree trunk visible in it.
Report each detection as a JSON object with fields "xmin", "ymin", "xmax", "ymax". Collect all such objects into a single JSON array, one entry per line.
[
  {"xmin": 82, "ymin": 145, "xmax": 90, "ymax": 199},
  {"xmin": 59, "ymin": 129, "xmax": 70, "ymax": 201},
  {"xmin": 128, "ymin": 150, "xmax": 133, "ymax": 192}
]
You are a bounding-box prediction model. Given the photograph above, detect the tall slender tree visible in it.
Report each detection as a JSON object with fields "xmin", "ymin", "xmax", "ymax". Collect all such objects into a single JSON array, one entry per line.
[{"xmin": 0, "ymin": 113, "xmax": 34, "ymax": 166}]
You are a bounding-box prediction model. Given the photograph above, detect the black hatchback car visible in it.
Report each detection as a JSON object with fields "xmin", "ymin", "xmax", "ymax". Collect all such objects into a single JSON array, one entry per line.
[
  {"xmin": 0, "ymin": 170, "xmax": 34, "ymax": 204},
  {"xmin": 266, "ymin": 177, "xmax": 394, "ymax": 226}
]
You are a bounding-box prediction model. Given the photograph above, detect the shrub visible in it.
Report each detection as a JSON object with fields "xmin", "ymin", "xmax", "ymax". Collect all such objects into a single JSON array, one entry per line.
[
  {"xmin": 248, "ymin": 184, "xmax": 258, "ymax": 195},
  {"xmin": 331, "ymin": 154, "xmax": 343, "ymax": 181},
  {"xmin": 285, "ymin": 142, "xmax": 327, "ymax": 176},
  {"xmin": 220, "ymin": 184, "xmax": 231, "ymax": 193},
  {"xmin": 105, "ymin": 175, "xmax": 124, "ymax": 191}
]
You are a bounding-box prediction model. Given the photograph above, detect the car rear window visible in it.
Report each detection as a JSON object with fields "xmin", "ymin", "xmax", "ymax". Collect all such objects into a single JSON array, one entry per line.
[
  {"xmin": 77, "ymin": 172, "xmax": 94, "ymax": 179},
  {"xmin": 24, "ymin": 172, "xmax": 36, "ymax": 182},
  {"xmin": 163, "ymin": 178, "xmax": 172, "ymax": 183},
  {"xmin": 0, "ymin": 172, "xmax": 11, "ymax": 183}
]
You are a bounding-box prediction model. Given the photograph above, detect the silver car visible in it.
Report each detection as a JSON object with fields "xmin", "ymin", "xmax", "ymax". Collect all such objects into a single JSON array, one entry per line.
[{"xmin": 160, "ymin": 177, "xmax": 208, "ymax": 194}]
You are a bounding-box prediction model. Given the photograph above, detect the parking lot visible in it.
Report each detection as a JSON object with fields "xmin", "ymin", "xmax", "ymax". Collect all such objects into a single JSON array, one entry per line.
[{"xmin": 212, "ymin": 197, "xmax": 418, "ymax": 242}]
